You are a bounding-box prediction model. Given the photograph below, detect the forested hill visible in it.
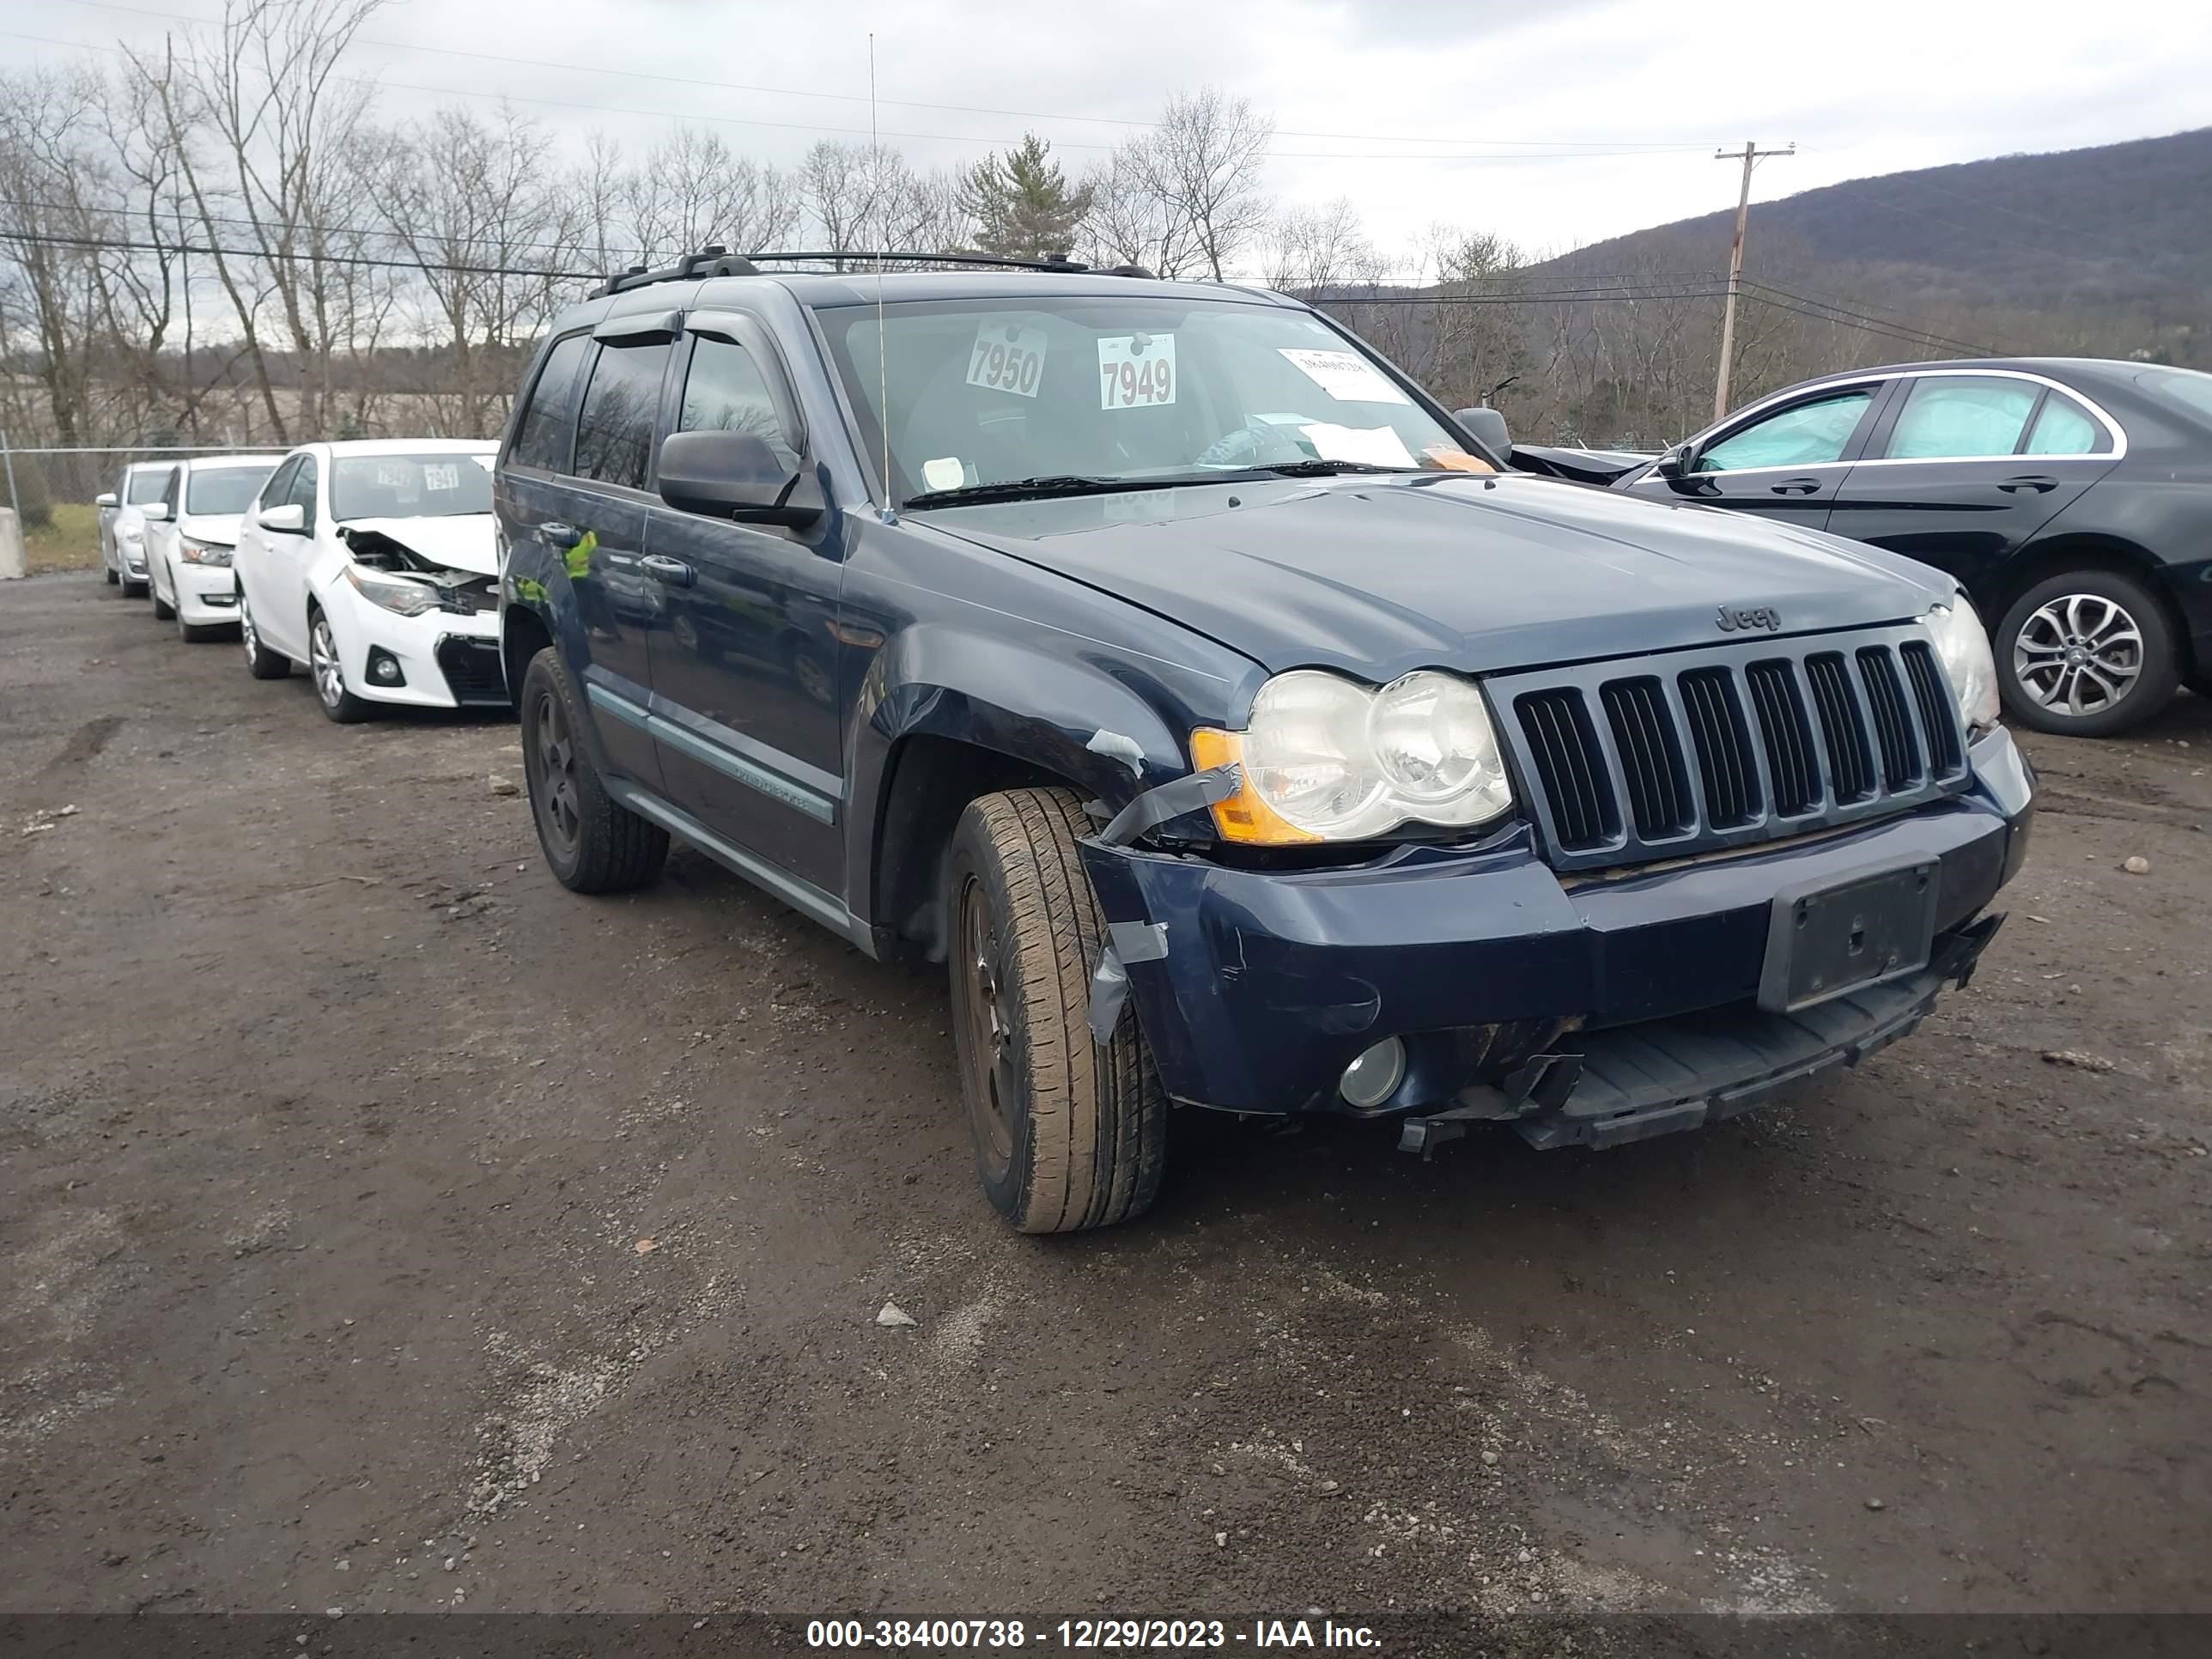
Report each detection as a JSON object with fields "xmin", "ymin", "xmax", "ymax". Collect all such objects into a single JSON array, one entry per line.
[{"xmin": 1542, "ymin": 126, "xmax": 2212, "ymax": 316}]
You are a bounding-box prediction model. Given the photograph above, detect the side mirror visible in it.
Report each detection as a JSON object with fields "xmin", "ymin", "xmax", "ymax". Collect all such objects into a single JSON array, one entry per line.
[
  {"xmin": 257, "ymin": 501, "xmax": 307, "ymax": 533},
  {"xmin": 95, "ymin": 492, "xmax": 118, "ymax": 508},
  {"xmin": 142, "ymin": 502, "xmax": 172, "ymax": 522},
  {"xmin": 1453, "ymin": 406, "xmax": 1510, "ymax": 463},
  {"xmin": 1654, "ymin": 443, "xmax": 1693, "ymax": 479},
  {"xmin": 657, "ymin": 429, "xmax": 820, "ymax": 529}
]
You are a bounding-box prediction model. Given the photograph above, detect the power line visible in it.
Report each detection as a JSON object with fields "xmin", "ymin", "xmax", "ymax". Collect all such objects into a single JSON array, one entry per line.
[
  {"xmin": 50, "ymin": 0, "xmax": 1722, "ymax": 155},
  {"xmin": 1739, "ymin": 279, "xmax": 1996, "ymax": 357},
  {"xmin": 3, "ymin": 226, "xmax": 588, "ymax": 281},
  {"xmin": 1741, "ymin": 290, "xmax": 1996, "ymax": 358}
]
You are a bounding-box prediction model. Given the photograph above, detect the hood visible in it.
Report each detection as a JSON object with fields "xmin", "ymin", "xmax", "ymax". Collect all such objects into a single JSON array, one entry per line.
[
  {"xmin": 335, "ymin": 514, "xmax": 498, "ymax": 576},
  {"xmin": 922, "ymin": 473, "xmax": 1954, "ymax": 678},
  {"xmin": 177, "ymin": 512, "xmax": 246, "ymax": 546}
]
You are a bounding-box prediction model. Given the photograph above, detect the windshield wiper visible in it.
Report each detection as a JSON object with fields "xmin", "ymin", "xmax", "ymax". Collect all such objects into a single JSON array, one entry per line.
[
  {"xmin": 902, "ymin": 475, "xmax": 1140, "ymax": 507},
  {"xmin": 1242, "ymin": 459, "xmax": 1422, "ymax": 477}
]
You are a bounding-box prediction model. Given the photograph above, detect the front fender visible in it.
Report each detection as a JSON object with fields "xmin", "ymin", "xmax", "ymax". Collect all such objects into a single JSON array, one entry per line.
[{"xmin": 843, "ymin": 620, "xmax": 1252, "ymax": 923}]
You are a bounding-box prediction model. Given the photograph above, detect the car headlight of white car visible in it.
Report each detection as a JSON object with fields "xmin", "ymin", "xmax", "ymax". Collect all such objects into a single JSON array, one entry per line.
[
  {"xmin": 342, "ymin": 563, "xmax": 442, "ymax": 617},
  {"xmin": 119, "ymin": 523, "xmax": 143, "ymax": 543},
  {"xmin": 1191, "ymin": 668, "xmax": 1515, "ymax": 843},
  {"xmin": 1922, "ymin": 596, "xmax": 2000, "ymax": 735},
  {"xmin": 179, "ymin": 538, "xmax": 232, "ymax": 568}
]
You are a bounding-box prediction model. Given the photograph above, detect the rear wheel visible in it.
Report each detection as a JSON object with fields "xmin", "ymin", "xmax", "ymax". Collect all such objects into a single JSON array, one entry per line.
[
  {"xmin": 240, "ymin": 591, "xmax": 289, "ymax": 678},
  {"xmin": 1996, "ymin": 568, "xmax": 2179, "ymax": 737},
  {"xmin": 944, "ymin": 787, "xmax": 1168, "ymax": 1233},
  {"xmin": 519, "ymin": 647, "xmax": 668, "ymax": 893},
  {"xmin": 307, "ymin": 608, "xmax": 373, "ymax": 724}
]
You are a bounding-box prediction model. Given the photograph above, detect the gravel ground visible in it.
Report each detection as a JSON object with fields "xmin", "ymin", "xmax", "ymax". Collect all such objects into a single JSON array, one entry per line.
[{"xmin": 3, "ymin": 569, "xmax": 2209, "ymax": 1620}]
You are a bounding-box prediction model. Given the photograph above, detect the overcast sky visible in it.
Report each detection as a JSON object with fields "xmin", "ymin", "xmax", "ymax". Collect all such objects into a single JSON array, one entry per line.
[{"xmin": 9, "ymin": 0, "xmax": 2209, "ymax": 269}]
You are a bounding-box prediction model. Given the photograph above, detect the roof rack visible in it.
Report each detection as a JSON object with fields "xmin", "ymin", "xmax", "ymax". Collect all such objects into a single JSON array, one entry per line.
[{"xmin": 592, "ymin": 247, "xmax": 1157, "ymax": 297}]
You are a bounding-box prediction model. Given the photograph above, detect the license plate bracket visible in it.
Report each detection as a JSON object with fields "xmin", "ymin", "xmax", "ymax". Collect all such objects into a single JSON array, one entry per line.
[{"xmin": 1759, "ymin": 859, "xmax": 1941, "ymax": 1014}]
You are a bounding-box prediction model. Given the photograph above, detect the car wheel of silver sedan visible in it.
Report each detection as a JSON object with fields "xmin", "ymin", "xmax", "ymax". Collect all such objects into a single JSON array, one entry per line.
[{"xmin": 307, "ymin": 608, "xmax": 372, "ymax": 724}]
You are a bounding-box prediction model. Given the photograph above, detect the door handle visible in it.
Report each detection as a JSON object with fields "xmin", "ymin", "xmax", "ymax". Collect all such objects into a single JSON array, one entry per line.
[
  {"xmin": 640, "ymin": 554, "xmax": 695, "ymax": 586},
  {"xmin": 541, "ymin": 521, "xmax": 581, "ymax": 550},
  {"xmin": 1998, "ymin": 475, "xmax": 2059, "ymax": 494},
  {"xmin": 1768, "ymin": 477, "xmax": 1823, "ymax": 495}
]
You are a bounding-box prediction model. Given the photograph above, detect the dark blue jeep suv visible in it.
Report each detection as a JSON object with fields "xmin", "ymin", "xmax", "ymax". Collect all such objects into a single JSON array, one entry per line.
[{"xmin": 495, "ymin": 251, "xmax": 2033, "ymax": 1232}]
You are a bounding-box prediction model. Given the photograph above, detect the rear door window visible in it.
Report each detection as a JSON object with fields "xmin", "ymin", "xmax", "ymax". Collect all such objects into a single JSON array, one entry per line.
[
  {"xmin": 511, "ymin": 333, "xmax": 594, "ymax": 473},
  {"xmin": 1882, "ymin": 376, "xmax": 2039, "ymax": 459},
  {"xmin": 1700, "ymin": 390, "xmax": 1875, "ymax": 472},
  {"xmin": 574, "ymin": 342, "xmax": 672, "ymax": 491},
  {"xmin": 2021, "ymin": 392, "xmax": 2106, "ymax": 456}
]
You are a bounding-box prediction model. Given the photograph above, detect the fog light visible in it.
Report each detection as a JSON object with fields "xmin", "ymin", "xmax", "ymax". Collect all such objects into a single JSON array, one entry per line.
[
  {"xmin": 367, "ymin": 647, "xmax": 404, "ymax": 685},
  {"xmin": 1339, "ymin": 1037, "xmax": 1407, "ymax": 1109}
]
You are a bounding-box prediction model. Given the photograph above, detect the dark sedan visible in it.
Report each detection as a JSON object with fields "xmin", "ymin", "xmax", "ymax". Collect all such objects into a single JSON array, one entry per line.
[{"xmin": 1518, "ymin": 359, "xmax": 2212, "ymax": 736}]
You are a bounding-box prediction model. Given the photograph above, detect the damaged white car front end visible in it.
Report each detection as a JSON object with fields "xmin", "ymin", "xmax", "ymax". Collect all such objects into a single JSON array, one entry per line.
[{"xmin": 313, "ymin": 515, "xmax": 507, "ymax": 710}]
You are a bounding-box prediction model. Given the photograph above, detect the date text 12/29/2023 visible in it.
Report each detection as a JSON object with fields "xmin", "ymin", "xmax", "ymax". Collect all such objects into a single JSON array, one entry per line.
[{"xmin": 805, "ymin": 1618, "xmax": 1382, "ymax": 1649}]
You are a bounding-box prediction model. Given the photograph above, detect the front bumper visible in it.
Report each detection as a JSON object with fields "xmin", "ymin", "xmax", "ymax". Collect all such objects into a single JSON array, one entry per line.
[
  {"xmin": 324, "ymin": 583, "xmax": 505, "ymax": 708},
  {"xmin": 1080, "ymin": 727, "xmax": 2033, "ymax": 1124},
  {"xmin": 173, "ymin": 562, "xmax": 241, "ymax": 623}
]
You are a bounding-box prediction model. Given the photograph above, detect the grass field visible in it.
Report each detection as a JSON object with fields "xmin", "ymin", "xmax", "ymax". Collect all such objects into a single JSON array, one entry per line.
[{"xmin": 21, "ymin": 502, "xmax": 102, "ymax": 575}]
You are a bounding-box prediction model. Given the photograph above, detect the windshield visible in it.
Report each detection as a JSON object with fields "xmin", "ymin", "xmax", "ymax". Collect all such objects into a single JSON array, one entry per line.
[
  {"xmin": 125, "ymin": 467, "xmax": 173, "ymax": 505},
  {"xmin": 185, "ymin": 464, "xmax": 276, "ymax": 515},
  {"xmin": 814, "ymin": 295, "xmax": 1483, "ymax": 505},
  {"xmin": 331, "ymin": 453, "xmax": 494, "ymax": 520},
  {"xmin": 2136, "ymin": 367, "xmax": 2212, "ymax": 428}
]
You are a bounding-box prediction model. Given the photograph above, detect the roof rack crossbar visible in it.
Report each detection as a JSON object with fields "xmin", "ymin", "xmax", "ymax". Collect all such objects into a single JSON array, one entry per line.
[{"xmin": 593, "ymin": 247, "xmax": 1155, "ymax": 296}]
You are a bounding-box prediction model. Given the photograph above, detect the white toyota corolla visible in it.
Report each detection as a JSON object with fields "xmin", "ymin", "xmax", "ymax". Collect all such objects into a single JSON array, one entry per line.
[
  {"xmin": 143, "ymin": 453, "xmax": 280, "ymax": 641},
  {"xmin": 231, "ymin": 439, "xmax": 507, "ymax": 721}
]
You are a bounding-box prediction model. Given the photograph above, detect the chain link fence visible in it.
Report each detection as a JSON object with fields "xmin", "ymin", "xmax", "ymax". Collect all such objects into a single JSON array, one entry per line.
[{"xmin": 0, "ymin": 435, "xmax": 291, "ymax": 574}]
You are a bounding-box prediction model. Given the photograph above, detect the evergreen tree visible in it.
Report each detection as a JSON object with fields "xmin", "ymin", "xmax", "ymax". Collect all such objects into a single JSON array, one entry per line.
[{"xmin": 958, "ymin": 134, "xmax": 1095, "ymax": 259}]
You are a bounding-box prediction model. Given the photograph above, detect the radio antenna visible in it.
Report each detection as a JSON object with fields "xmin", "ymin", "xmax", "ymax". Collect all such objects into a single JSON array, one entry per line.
[{"xmin": 870, "ymin": 33, "xmax": 891, "ymax": 516}]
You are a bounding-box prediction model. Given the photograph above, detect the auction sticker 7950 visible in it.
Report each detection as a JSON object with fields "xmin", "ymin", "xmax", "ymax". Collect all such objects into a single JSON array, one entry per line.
[{"xmin": 967, "ymin": 319, "xmax": 1048, "ymax": 398}]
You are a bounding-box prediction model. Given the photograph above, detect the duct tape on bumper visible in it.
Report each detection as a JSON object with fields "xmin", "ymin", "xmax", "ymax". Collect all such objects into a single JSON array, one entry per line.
[{"xmin": 1084, "ymin": 763, "xmax": 1241, "ymax": 1044}]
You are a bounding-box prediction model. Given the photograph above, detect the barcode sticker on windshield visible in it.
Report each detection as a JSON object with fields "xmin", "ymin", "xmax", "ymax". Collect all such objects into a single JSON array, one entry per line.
[
  {"xmin": 967, "ymin": 319, "xmax": 1048, "ymax": 398},
  {"xmin": 1278, "ymin": 348, "xmax": 1410, "ymax": 404},
  {"xmin": 423, "ymin": 464, "xmax": 461, "ymax": 491},
  {"xmin": 1098, "ymin": 334, "xmax": 1176, "ymax": 409}
]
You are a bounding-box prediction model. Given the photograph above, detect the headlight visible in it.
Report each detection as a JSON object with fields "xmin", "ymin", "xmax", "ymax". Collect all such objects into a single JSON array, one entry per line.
[
  {"xmin": 179, "ymin": 539, "xmax": 232, "ymax": 567},
  {"xmin": 1190, "ymin": 668, "xmax": 1514, "ymax": 843},
  {"xmin": 1923, "ymin": 598, "xmax": 2000, "ymax": 734},
  {"xmin": 120, "ymin": 524, "xmax": 143, "ymax": 542},
  {"xmin": 342, "ymin": 563, "xmax": 441, "ymax": 617}
]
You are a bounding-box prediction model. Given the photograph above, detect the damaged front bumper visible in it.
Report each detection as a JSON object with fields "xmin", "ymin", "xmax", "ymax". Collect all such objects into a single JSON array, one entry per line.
[{"xmin": 1079, "ymin": 727, "xmax": 2033, "ymax": 1141}]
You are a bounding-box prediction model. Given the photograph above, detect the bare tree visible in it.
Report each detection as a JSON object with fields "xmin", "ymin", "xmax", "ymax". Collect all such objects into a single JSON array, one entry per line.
[
  {"xmin": 1148, "ymin": 88, "xmax": 1273, "ymax": 281},
  {"xmin": 623, "ymin": 126, "xmax": 799, "ymax": 260}
]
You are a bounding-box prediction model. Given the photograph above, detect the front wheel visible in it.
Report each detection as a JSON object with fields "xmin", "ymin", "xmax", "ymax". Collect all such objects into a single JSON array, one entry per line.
[
  {"xmin": 944, "ymin": 788, "xmax": 1168, "ymax": 1233},
  {"xmin": 518, "ymin": 648, "xmax": 668, "ymax": 893},
  {"xmin": 1996, "ymin": 569, "xmax": 2179, "ymax": 737},
  {"xmin": 307, "ymin": 608, "xmax": 373, "ymax": 723},
  {"xmin": 105, "ymin": 564, "xmax": 119, "ymax": 586},
  {"xmin": 150, "ymin": 572, "xmax": 175, "ymax": 622}
]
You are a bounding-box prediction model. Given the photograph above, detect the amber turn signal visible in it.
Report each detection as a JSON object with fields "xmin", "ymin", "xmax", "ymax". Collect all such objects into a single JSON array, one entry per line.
[{"xmin": 1188, "ymin": 728, "xmax": 1321, "ymax": 845}]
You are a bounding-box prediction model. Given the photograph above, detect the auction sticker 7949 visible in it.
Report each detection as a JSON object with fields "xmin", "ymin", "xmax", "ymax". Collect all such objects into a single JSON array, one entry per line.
[{"xmin": 1098, "ymin": 333, "xmax": 1177, "ymax": 409}]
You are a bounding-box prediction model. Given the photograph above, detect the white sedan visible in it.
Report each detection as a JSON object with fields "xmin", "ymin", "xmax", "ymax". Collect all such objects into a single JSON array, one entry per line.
[
  {"xmin": 230, "ymin": 440, "xmax": 507, "ymax": 721},
  {"xmin": 96, "ymin": 461, "xmax": 177, "ymax": 598},
  {"xmin": 143, "ymin": 453, "xmax": 280, "ymax": 641}
]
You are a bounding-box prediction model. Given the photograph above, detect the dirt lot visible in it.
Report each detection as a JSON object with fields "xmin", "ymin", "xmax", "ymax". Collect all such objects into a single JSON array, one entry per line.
[{"xmin": 3, "ymin": 568, "xmax": 2209, "ymax": 1620}]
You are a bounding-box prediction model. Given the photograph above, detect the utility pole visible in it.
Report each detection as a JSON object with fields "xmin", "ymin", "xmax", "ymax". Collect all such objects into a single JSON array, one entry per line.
[{"xmin": 1712, "ymin": 140, "xmax": 1795, "ymax": 422}]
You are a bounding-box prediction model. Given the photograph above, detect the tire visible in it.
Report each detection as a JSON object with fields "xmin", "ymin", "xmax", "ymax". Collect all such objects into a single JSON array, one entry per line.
[
  {"xmin": 120, "ymin": 574, "xmax": 147, "ymax": 599},
  {"xmin": 519, "ymin": 647, "xmax": 668, "ymax": 894},
  {"xmin": 150, "ymin": 574, "xmax": 175, "ymax": 622},
  {"xmin": 240, "ymin": 590, "xmax": 289, "ymax": 678},
  {"xmin": 307, "ymin": 606, "xmax": 374, "ymax": 724},
  {"xmin": 105, "ymin": 565, "xmax": 119, "ymax": 586},
  {"xmin": 944, "ymin": 787, "xmax": 1168, "ymax": 1234},
  {"xmin": 1995, "ymin": 568, "xmax": 2180, "ymax": 738}
]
